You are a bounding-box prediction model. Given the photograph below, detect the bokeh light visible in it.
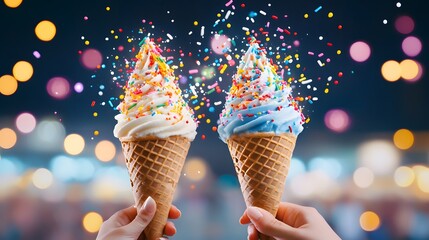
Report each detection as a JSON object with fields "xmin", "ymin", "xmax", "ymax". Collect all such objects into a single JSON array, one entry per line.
[
  {"xmin": 400, "ymin": 59, "xmax": 419, "ymax": 81},
  {"xmin": 402, "ymin": 36, "xmax": 422, "ymax": 57},
  {"xmin": 288, "ymin": 158, "xmax": 306, "ymax": 180},
  {"xmin": 46, "ymin": 77, "xmax": 71, "ymax": 99},
  {"xmin": 360, "ymin": 211, "xmax": 381, "ymax": 231},
  {"xmin": 81, "ymin": 48, "xmax": 103, "ymax": 69},
  {"xmin": 309, "ymin": 157, "xmax": 342, "ymax": 179},
  {"xmin": 82, "ymin": 212, "xmax": 103, "ymax": 233},
  {"xmin": 353, "ymin": 167, "xmax": 374, "ymax": 188},
  {"xmin": 414, "ymin": 166, "xmax": 429, "ymax": 193},
  {"xmin": 407, "ymin": 61, "xmax": 424, "ymax": 82},
  {"xmin": 290, "ymin": 173, "xmax": 316, "ymax": 198},
  {"xmin": 64, "ymin": 134, "xmax": 85, "ymax": 155},
  {"xmin": 324, "ymin": 109, "xmax": 350, "ymax": 133},
  {"xmin": 395, "ymin": 15, "xmax": 415, "ymax": 34},
  {"xmin": 393, "ymin": 129, "xmax": 414, "ymax": 150},
  {"xmin": 381, "ymin": 60, "xmax": 401, "ymax": 82},
  {"xmin": 211, "ymin": 34, "xmax": 231, "ymax": 55},
  {"xmin": 349, "ymin": 41, "xmax": 371, "ymax": 62},
  {"xmin": 32, "ymin": 168, "xmax": 54, "ymax": 189},
  {"xmin": 95, "ymin": 140, "xmax": 116, "ymax": 162},
  {"xmin": 74, "ymin": 82, "xmax": 84, "ymax": 93},
  {"xmin": 4, "ymin": 0, "xmax": 23, "ymax": 8},
  {"xmin": 0, "ymin": 75, "xmax": 18, "ymax": 95},
  {"xmin": 201, "ymin": 66, "xmax": 216, "ymax": 80},
  {"xmin": 32, "ymin": 120, "xmax": 66, "ymax": 151},
  {"xmin": 35, "ymin": 20, "xmax": 56, "ymax": 41},
  {"xmin": 184, "ymin": 158, "xmax": 207, "ymax": 181},
  {"xmin": 358, "ymin": 140, "xmax": 400, "ymax": 176},
  {"xmin": 394, "ymin": 166, "xmax": 415, "ymax": 187},
  {"xmin": 12, "ymin": 61, "xmax": 34, "ymax": 82},
  {"xmin": 15, "ymin": 112, "xmax": 37, "ymax": 134},
  {"xmin": 50, "ymin": 156, "xmax": 96, "ymax": 182},
  {"xmin": 89, "ymin": 167, "xmax": 132, "ymax": 201},
  {"xmin": 0, "ymin": 128, "xmax": 17, "ymax": 149}
]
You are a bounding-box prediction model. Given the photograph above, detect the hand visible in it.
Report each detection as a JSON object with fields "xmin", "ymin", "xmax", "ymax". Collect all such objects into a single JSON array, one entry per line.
[
  {"xmin": 240, "ymin": 202, "xmax": 341, "ymax": 240},
  {"xmin": 96, "ymin": 196, "xmax": 181, "ymax": 240}
]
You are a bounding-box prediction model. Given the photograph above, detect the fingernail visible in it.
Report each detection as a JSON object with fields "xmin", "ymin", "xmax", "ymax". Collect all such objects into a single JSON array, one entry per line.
[
  {"xmin": 158, "ymin": 238, "xmax": 168, "ymax": 240},
  {"xmin": 247, "ymin": 207, "xmax": 262, "ymax": 220},
  {"xmin": 143, "ymin": 196, "xmax": 156, "ymax": 213}
]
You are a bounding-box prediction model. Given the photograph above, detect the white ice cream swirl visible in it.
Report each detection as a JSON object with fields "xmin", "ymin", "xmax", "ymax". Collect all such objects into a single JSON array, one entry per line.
[{"xmin": 114, "ymin": 38, "xmax": 197, "ymax": 141}]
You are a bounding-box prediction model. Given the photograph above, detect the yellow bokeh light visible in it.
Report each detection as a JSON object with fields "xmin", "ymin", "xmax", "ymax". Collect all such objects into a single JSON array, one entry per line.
[
  {"xmin": 13, "ymin": 61, "xmax": 34, "ymax": 82},
  {"xmin": 4, "ymin": 0, "xmax": 23, "ymax": 8},
  {"xmin": 184, "ymin": 158, "xmax": 207, "ymax": 181},
  {"xmin": 32, "ymin": 168, "xmax": 53, "ymax": 189},
  {"xmin": 415, "ymin": 166, "xmax": 429, "ymax": 193},
  {"xmin": 394, "ymin": 166, "xmax": 415, "ymax": 187},
  {"xmin": 360, "ymin": 211, "xmax": 381, "ymax": 231},
  {"xmin": 400, "ymin": 59, "xmax": 419, "ymax": 80},
  {"xmin": 0, "ymin": 75, "xmax": 18, "ymax": 95},
  {"xmin": 393, "ymin": 129, "xmax": 414, "ymax": 150},
  {"xmin": 95, "ymin": 140, "xmax": 116, "ymax": 162},
  {"xmin": 64, "ymin": 134, "xmax": 85, "ymax": 155},
  {"xmin": 0, "ymin": 128, "xmax": 17, "ymax": 149},
  {"xmin": 35, "ymin": 20, "xmax": 56, "ymax": 41},
  {"xmin": 381, "ymin": 60, "xmax": 401, "ymax": 82},
  {"xmin": 82, "ymin": 212, "xmax": 103, "ymax": 233}
]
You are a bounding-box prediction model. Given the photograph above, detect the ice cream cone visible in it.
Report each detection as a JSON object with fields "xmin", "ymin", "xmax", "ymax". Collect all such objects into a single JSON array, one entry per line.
[
  {"xmin": 120, "ymin": 135, "xmax": 190, "ymax": 240},
  {"xmin": 227, "ymin": 132, "xmax": 296, "ymax": 240}
]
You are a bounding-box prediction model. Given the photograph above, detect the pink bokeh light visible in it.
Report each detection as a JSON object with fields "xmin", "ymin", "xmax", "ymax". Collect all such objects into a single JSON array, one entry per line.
[
  {"xmin": 74, "ymin": 82, "xmax": 84, "ymax": 93},
  {"xmin": 324, "ymin": 109, "xmax": 351, "ymax": 133},
  {"xmin": 80, "ymin": 48, "xmax": 103, "ymax": 69},
  {"xmin": 349, "ymin": 41, "xmax": 371, "ymax": 62},
  {"xmin": 46, "ymin": 77, "xmax": 70, "ymax": 99},
  {"xmin": 402, "ymin": 36, "xmax": 422, "ymax": 57},
  {"xmin": 395, "ymin": 16, "xmax": 415, "ymax": 34},
  {"xmin": 16, "ymin": 112, "xmax": 37, "ymax": 134},
  {"xmin": 211, "ymin": 35, "xmax": 231, "ymax": 55}
]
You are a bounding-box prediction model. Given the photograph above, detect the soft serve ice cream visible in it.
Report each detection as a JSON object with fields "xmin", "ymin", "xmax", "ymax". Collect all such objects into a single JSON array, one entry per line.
[
  {"xmin": 114, "ymin": 37, "xmax": 197, "ymax": 239},
  {"xmin": 218, "ymin": 39, "xmax": 305, "ymax": 141},
  {"xmin": 114, "ymin": 38, "xmax": 197, "ymax": 141},
  {"xmin": 218, "ymin": 38, "xmax": 305, "ymax": 240}
]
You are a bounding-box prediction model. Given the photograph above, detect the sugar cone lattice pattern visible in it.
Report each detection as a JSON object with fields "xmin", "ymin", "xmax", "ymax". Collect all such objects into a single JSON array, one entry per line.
[
  {"xmin": 227, "ymin": 133, "xmax": 296, "ymax": 240},
  {"xmin": 121, "ymin": 136, "xmax": 190, "ymax": 240}
]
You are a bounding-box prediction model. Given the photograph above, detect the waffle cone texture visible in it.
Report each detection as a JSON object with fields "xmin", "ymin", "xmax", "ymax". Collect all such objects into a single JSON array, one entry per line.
[
  {"xmin": 120, "ymin": 135, "xmax": 190, "ymax": 240},
  {"xmin": 227, "ymin": 132, "xmax": 296, "ymax": 240}
]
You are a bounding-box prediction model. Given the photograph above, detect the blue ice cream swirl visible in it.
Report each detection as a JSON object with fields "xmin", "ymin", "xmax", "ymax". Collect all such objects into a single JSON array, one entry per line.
[{"xmin": 218, "ymin": 41, "xmax": 305, "ymax": 143}]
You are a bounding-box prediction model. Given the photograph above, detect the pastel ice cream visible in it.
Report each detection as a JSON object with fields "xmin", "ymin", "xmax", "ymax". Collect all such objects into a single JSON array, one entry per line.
[
  {"xmin": 218, "ymin": 39, "xmax": 305, "ymax": 142},
  {"xmin": 114, "ymin": 37, "xmax": 197, "ymax": 141},
  {"xmin": 113, "ymin": 38, "xmax": 196, "ymax": 240}
]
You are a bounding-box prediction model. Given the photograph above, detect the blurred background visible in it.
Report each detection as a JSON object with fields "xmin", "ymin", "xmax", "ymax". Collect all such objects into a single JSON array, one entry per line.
[{"xmin": 1, "ymin": 0, "xmax": 428, "ymax": 239}]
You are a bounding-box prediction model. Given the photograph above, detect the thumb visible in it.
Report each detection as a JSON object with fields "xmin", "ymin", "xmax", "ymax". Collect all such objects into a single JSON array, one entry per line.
[
  {"xmin": 124, "ymin": 196, "xmax": 157, "ymax": 236},
  {"xmin": 246, "ymin": 206, "xmax": 297, "ymax": 239}
]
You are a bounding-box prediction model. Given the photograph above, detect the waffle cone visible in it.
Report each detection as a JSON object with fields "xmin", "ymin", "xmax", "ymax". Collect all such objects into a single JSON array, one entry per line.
[
  {"xmin": 120, "ymin": 135, "xmax": 190, "ymax": 240},
  {"xmin": 227, "ymin": 132, "xmax": 296, "ymax": 240}
]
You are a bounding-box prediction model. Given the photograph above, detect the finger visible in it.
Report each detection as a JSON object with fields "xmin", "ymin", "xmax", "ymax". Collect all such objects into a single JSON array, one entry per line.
[
  {"xmin": 246, "ymin": 206, "xmax": 298, "ymax": 239},
  {"xmin": 164, "ymin": 221, "xmax": 177, "ymax": 236},
  {"xmin": 239, "ymin": 210, "xmax": 251, "ymax": 224},
  {"xmin": 125, "ymin": 196, "xmax": 157, "ymax": 234},
  {"xmin": 276, "ymin": 202, "xmax": 310, "ymax": 227},
  {"xmin": 107, "ymin": 206, "xmax": 138, "ymax": 227},
  {"xmin": 168, "ymin": 205, "xmax": 181, "ymax": 219},
  {"xmin": 247, "ymin": 223, "xmax": 258, "ymax": 240}
]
